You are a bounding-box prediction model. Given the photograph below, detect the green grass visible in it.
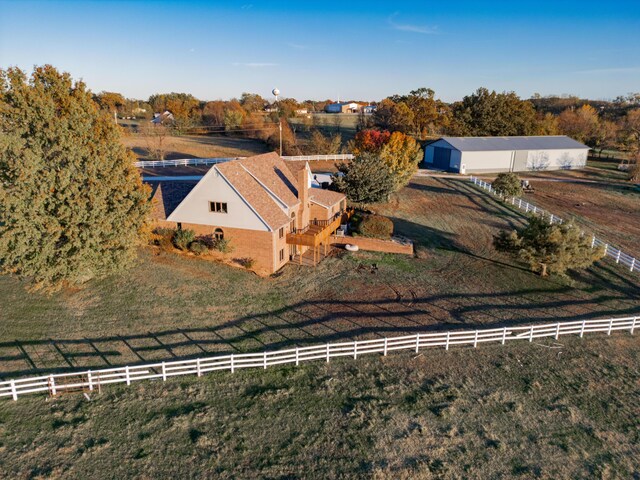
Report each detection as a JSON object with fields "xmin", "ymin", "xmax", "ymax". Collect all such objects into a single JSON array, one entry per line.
[{"xmin": 0, "ymin": 335, "xmax": 638, "ymax": 478}]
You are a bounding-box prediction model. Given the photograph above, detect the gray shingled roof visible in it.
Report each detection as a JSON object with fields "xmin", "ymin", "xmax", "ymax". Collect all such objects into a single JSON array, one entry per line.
[
  {"xmin": 439, "ymin": 136, "xmax": 589, "ymax": 152},
  {"xmin": 147, "ymin": 181, "xmax": 198, "ymax": 220}
]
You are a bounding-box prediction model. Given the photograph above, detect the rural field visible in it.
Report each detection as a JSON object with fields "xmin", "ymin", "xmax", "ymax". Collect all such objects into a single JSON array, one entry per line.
[
  {"xmin": 122, "ymin": 133, "xmax": 269, "ymax": 160},
  {"xmin": 479, "ymin": 161, "xmax": 640, "ymax": 257},
  {"xmin": 0, "ymin": 335, "xmax": 638, "ymax": 478},
  {"xmin": 0, "ymin": 177, "xmax": 637, "ymax": 379}
]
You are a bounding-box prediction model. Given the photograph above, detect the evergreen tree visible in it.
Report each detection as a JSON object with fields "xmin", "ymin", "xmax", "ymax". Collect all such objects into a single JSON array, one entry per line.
[
  {"xmin": 0, "ymin": 65, "xmax": 150, "ymax": 290},
  {"xmin": 493, "ymin": 216, "xmax": 605, "ymax": 276},
  {"xmin": 331, "ymin": 153, "xmax": 396, "ymax": 204},
  {"xmin": 492, "ymin": 172, "xmax": 523, "ymax": 198}
]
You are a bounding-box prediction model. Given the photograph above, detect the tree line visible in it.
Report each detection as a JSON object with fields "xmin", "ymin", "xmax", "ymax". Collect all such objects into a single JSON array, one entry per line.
[{"xmin": 96, "ymin": 87, "xmax": 640, "ymax": 160}]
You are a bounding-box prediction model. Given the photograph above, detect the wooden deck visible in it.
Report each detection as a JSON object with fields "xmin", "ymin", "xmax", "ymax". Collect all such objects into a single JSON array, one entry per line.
[
  {"xmin": 286, "ymin": 209, "xmax": 353, "ymax": 267},
  {"xmin": 290, "ymin": 246, "xmax": 337, "ymax": 267}
]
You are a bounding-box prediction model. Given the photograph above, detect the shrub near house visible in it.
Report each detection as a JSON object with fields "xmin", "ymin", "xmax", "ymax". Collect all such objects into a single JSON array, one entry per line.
[{"xmin": 351, "ymin": 213, "xmax": 394, "ymax": 239}]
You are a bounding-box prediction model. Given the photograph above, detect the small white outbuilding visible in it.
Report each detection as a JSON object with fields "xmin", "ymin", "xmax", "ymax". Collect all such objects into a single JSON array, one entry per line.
[{"xmin": 423, "ymin": 136, "xmax": 590, "ymax": 174}]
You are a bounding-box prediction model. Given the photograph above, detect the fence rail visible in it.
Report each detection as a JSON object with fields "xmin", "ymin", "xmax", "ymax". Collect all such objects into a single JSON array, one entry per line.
[
  {"xmin": 134, "ymin": 157, "xmax": 240, "ymax": 168},
  {"xmin": 134, "ymin": 154, "xmax": 354, "ymax": 168},
  {"xmin": 281, "ymin": 154, "xmax": 354, "ymax": 162},
  {"xmin": 1, "ymin": 316, "xmax": 636, "ymax": 401},
  {"xmin": 469, "ymin": 176, "xmax": 639, "ymax": 274}
]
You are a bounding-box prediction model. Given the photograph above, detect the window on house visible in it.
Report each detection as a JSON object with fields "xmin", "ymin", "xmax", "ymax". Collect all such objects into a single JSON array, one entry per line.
[
  {"xmin": 279, "ymin": 248, "xmax": 285, "ymax": 262},
  {"xmin": 209, "ymin": 202, "xmax": 228, "ymax": 213},
  {"xmin": 214, "ymin": 228, "xmax": 224, "ymax": 240},
  {"xmin": 279, "ymin": 227, "xmax": 284, "ymax": 239}
]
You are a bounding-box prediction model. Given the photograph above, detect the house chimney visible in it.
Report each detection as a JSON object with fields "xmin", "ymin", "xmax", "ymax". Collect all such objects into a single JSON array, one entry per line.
[{"xmin": 297, "ymin": 163, "xmax": 310, "ymax": 228}]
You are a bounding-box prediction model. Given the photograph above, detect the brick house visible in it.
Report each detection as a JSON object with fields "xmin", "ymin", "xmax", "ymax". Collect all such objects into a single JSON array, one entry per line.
[{"xmin": 149, "ymin": 152, "xmax": 348, "ymax": 275}]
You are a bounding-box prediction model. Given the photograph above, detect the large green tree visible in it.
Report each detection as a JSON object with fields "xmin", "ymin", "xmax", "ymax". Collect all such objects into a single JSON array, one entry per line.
[
  {"xmin": 331, "ymin": 153, "xmax": 396, "ymax": 204},
  {"xmin": 493, "ymin": 216, "xmax": 604, "ymax": 276},
  {"xmin": 451, "ymin": 88, "xmax": 539, "ymax": 136},
  {"xmin": 0, "ymin": 65, "xmax": 150, "ymax": 290}
]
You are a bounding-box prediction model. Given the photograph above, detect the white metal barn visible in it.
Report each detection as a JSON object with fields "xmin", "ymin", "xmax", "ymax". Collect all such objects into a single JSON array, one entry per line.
[{"xmin": 423, "ymin": 136, "xmax": 590, "ymax": 174}]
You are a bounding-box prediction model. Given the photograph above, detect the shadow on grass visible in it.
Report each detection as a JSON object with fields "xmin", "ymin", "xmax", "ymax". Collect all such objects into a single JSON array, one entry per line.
[
  {"xmin": 1, "ymin": 176, "xmax": 637, "ymax": 379},
  {"xmin": 1, "ymin": 263, "xmax": 637, "ymax": 379}
]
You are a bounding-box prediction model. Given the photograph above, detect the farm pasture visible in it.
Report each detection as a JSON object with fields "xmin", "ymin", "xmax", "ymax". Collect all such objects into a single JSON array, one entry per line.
[{"xmin": 0, "ymin": 177, "xmax": 637, "ymax": 379}]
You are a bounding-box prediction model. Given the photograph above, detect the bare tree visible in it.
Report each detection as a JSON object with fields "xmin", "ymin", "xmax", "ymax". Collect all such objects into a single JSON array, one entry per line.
[{"xmin": 140, "ymin": 122, "xmax": 169, "ymax": 160}]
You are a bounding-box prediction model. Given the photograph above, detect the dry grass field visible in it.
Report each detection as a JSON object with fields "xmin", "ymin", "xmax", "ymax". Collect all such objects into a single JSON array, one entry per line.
[
  {"xmin": 122, "ymin": 134, "xmax": 269, "ymax": 160},
  {"xmin": 0, "ymin": 335, "xmax": 638, "ymax": 478},
  {"xmin": 1, "ymin": 174, "xmax": 638, "ymax": 478},
  {"xmin": 479, "ymin": 163, "xmax": 640, "ymax": 257},
  {"xmin": 0, "ymin": 177, "xmax": 637, "ymax": 379}
]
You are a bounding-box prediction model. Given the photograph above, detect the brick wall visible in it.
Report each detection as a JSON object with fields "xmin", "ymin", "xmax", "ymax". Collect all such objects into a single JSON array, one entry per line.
[
  {"xmin": 331, "ymin": 236, "xmax": 414, "ymax": 255},
  {"xmin": 152, "ymin": 219, "xmax": 279, "ymax": 275}
]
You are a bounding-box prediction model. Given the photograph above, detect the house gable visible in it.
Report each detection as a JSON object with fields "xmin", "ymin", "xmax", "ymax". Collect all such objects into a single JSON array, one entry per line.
[{"xmin": 167, "ymin": 167, "xmax": 271, "ymax": 232}]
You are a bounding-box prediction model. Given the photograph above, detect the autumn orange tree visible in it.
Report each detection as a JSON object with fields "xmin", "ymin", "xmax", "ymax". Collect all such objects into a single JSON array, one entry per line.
[
  {"xmin": 348, "ymin": 129, "xmax": 422, "ymax": 190},
  {"xmin": 0, "ymin": 65, "xmax": 150, "ymax": 291}
]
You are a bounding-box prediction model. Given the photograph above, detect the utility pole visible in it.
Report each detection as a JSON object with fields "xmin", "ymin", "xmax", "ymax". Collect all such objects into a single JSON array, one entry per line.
[{"xmin": 272, "ymin": 88, "xmax": 282, "ymax": 156}]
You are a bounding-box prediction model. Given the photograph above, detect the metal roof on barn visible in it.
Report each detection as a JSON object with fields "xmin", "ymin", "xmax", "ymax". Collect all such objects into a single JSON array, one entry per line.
[{"xmin": 438, "ymin": 136, "xmax": 589, "ymax": 152}]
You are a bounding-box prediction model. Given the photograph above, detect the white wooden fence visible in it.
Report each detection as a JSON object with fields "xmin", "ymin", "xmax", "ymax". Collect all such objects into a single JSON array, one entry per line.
[
  {"xmin": 281, "ymin": 154, "xmax": 354, "ymax": 162},
  {"xmin": 469, "ymin": 176, "xmax": 639, "ymax": 274},
  {"xmin": 134, "ymin": 154, "xmax": 353, "ymax": 168},
  {"xmin": 134, "ymin": 157, "xmax": 240, "ymax": 168},
  {"xmin": 1, "ymin": 316, "xmax": 636, "ymax": 401}
]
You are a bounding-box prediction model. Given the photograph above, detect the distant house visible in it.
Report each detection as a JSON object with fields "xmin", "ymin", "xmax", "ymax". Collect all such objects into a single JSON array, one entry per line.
[
  {"xmin": 148, "ymin": 153, "xmax": 347, "ymax": 274},
  {"xmin": 325, "ymin": 102, "xmax": 364, "ymax": 114},
  {"xmin": 362, "ymin": 105, "xmax": 376, "ymax": 114},
  {"xmin": 151, "ymin": 111, "xmax": 174, "ymax": 125},
  {"xmin": 423, "ymin": 136, "xmax": 590, "ymax": 174}
]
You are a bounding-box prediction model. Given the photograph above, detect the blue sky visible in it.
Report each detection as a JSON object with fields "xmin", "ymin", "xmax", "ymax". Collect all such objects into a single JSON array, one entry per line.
[{"xmin": 1, "ymin": 0, "xmax": 639, "ymax": 102}]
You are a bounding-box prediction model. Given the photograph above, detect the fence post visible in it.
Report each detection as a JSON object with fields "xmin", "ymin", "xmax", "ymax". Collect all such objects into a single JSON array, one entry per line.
[
  {"xmin": 604, "ymin": 244, "xmax": 608, "ymax": 256},
  {"xmin": 631, "ymin": 258, "xmax": 636, "ymax": 272},
  {"xmin": 230, "ymin": 354, "xmax": 235, "ymax": 373},
  {"xmin": 525, "ymin": 203, "xmax": 529, "ymax": 213},
  {"xmin": 591, "ymin": 236, "xmax": 596, "ymax": 248},
  {"xmin": 608, "ymin": 318, "xmax": 613, "ymax": 335},
  {"xmin": 354, "ymin": 341, "xmax": 358, "ymax": 360},
  {"xmin": 632, "ymin": 317, "xmax": 637, "ymax": 335},
  {"xmin": 296, "ymin": 347, "xmax": 300, "ymax": 366},
  {"xmin": 49, "ymin": 375, "xmax": 56, "ymax": 396},
  {"xmin": 162, "ymin": 362, "xmax": 166, "ymax": 381},
  {"xmin": 125, "ymin": 365, "xmax": 131, "ymax": 386},
  {"xmin": 616, "ymin": 250, "xmax": 621, "ymax": 263},
  {"xmin": 383, "ymin": 337, "xmax": 388, "ymax": 356},
  {"xmin": 555, "ymin": 323, "xmax": 560, "ymax": 340},
  {"xmin": 580, "ymin": 320, "xmax": 586, "ymax": 338},
  {"xmin": 326, "ymin": 343, "xmax": 330, "ymax": 363},
  {"xmin": 529, "ymin": 325, "xmax": 534, "ymax": 342},
  {"xmin": 196, "ymin": 358, "xmax": 202, "ymax": 377},
  {"xmin": 88, "ymin": 371, "xmax": 94, "ymax": 391},
  {"xmin": 518, "ymin": 199, "xmax": 522, "ymax": 209},
  {"xmin": 415, "ymin": 334, "xmax": 420, "ymax": 353},
  {"xmin": 11, "ymin": 380, "xmax": 17, "ymax": 401},
  {"xmin": 474, "ymin": 330, "xmax": 478, "ymax": 348},
  {"xmin": 502, "ymin": 327, "xmax": 507, "ymax": 345},
  {"xmin": 445, "ymin": 331, "xmax": 450, "ymax": 351},
  {"xmin": 263, "ymin": 351, "xmax": 267, "ymax": 370}
]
